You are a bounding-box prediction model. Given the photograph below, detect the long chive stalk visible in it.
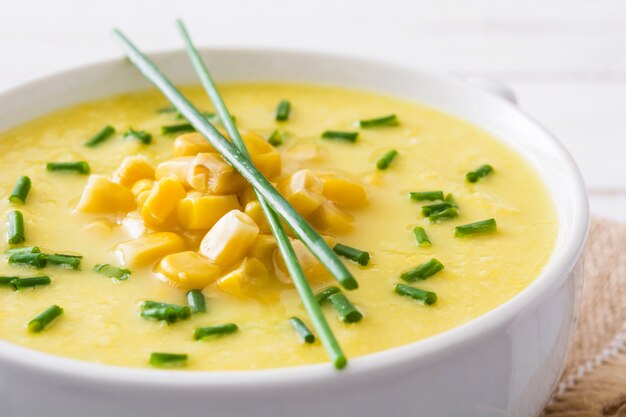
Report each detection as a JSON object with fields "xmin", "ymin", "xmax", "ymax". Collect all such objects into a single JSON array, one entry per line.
[
  {"xmin": 84, "ymin": 125, "xmax": 116, "ymax": 147},
  {"xmin": 113, "ymin": 28, "xmax": 357, "ymax": 294},
  {"xmin": 150, "ymin": 352, "xmax": 188, "ymax": 367},
  {"xmin": 46, "ymin": 161, "xmax": 90, "ymax": 174},
  {"xmin": 289, "ymin": 317, "xmax": 315, "ymax": 343},
  {"xmin": 7, "ymin": 211, "xmax": 25, "ymax": 244},
  {"xmin": 174, "ymin": 20, "xmax": 348, "ymax": 368},
  {"xmin": 28, "ymin": 305, "xmax": 63, "ymax": 332},
  {"xmin": 9, "ymin": 176, "xmax": 31, "ymax": 204}
]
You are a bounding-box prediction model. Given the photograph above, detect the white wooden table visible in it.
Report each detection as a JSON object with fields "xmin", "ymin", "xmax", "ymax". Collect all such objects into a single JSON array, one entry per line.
[{"xmin": 1, "ymin": 0, "xmax": 624, "ymax": 222}]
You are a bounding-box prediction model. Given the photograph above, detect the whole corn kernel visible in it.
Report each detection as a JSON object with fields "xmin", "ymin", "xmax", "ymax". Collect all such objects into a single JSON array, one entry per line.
[
  {"xmin": 155, "ymin": 157, "xmax": 194, "ymax": 188},
  {"xmin": 216, "ymin": 257, "xmax": 270, "ymax": 298},
  {"xmin": 309, "ymin": 201, "xmax": 354, "ymax": 234},
  {"xmin": 242, "ymin": 132, "xmax": 282, "ymax": 179},
  {"xmin": 200, "ymin": 210, "xmax": 259, "ymax": 267},
  {"xmin": 248, "ymin": 234, "xmax": 277, "ymax": 264},
  {"xmin": 244, "ymin": 200, "xmax": 270, "ymax": 233},
  {"xmin": 76, "ymin": 175, "xmax": 136, "ymax": 213},
  {"xmin": 157, "ymin": 251, "xmax": 221, "ymax": 289},
  {"xmin": 187, "ymin": 153, "xmax": 246, "ymax": 195},
  {"xmin": 112, "ymin": 155, "xmax": 155, "ymax": 187},
  {"xmin": 173, "ymin": 132, "xmax": 216, "ymax": 157},
  {"xmin": 321, "ymin": 177, "xmax": 368, "ymax": 208},
  {"xmin": 116, "ymin": 232, "xmax": 186, "ymax": 266},
  {"xmin": 141, "ymin": 175, "xmax": 186, "ymax": 228},
  {"xmin": 177, "ymin": 193, "xmax": 240, "ymax": 230},
  {"xmin": 278, "ymin": 169, "xmax": 324, "ymax": 217}
]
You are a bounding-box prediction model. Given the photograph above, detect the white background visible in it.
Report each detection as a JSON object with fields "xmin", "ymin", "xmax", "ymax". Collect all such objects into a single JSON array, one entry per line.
[{"xmin": 1, "ymin": 0, "xmax": 625, "ymax": 222}]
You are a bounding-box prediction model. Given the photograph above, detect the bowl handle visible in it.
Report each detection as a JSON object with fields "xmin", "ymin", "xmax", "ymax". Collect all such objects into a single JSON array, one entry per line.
[{"xmin": 462, "ymin": 76, "xmax": 518, "ymax": 105}]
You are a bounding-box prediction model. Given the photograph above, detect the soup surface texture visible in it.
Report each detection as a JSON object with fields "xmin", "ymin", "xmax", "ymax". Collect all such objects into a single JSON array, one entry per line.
[{"xmin": 0, "ymin": 84, "xmax": 557, "ymax": 370}]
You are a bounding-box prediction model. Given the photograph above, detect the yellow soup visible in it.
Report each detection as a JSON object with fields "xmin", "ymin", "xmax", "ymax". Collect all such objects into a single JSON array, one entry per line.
[{"xmin": 0, "ymin": 84, "xmax": 557, "ymax": 370}]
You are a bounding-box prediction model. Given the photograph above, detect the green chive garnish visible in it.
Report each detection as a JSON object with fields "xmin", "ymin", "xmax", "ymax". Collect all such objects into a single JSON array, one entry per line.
[
  {"xmin": 401, "ymin": 258, "xmax": 444, "ymax": 282},
  {"xmin": 321, "ymin": 131, "xmax": 359, "ymax": 143},
  {"xmin": 466, "ymin": 164, "xmax": 494, "ymax": 183},
  {"xmin": 84, "ymin": 125, "xmax": 115, "ymax": 147},
  {"xmin": 267, "ymin": 130, "xmax": 283, "ymax": 147},
  {"xmin": 8, "ymin": 252, "xmax": 46, "ymax": 268},
  {"xmin": 412, "ymin": 227, "xmax": 431, "ymax": 247},
  {"xmin": 333, "ymin": 243, "xmax": 370, "ymax": 266},
  {"xmin": 9, "ymin": 176, "xmax": 31, "ymax": 204},
  {"xmin": 46, "ymin": 161, "xmax": 90, "ymax": 175},
  {"xmin": 157, "ymin": 106, "xmax": 177, "ymax": 114},
  {"xmin": 13, "ymin": 276, "xmax": 51, "ymax": 290},
  {"xmin": 445, "ymin": 193, "xmax": 459, "ymax": 207},
  {"xmin": 421, "ymin": 202, "xmax": 453, "ymax": 217},
  {"xmin": 150, "ymin": 352, "xmax": 188, "ymax": 368},
  {"xmin": 8, "ymin": 210, "xmax": 25, "ymax": 244},
  {"xmin": 186, "ymin": 289, "xmax": 206, "ymax": 313},
  {"xmin": 359, "ymin": 114, "xmax": 398, "ymax": 128},
  {"xmin": 376, "ymin": 149, "xmax": 399, "ymax": 170},
  {"xmin": 28, "ymin": 305, "xmax": 63, "ymax": 333},
  {"xmin": 409, "ymin": 191, "xmax": 444, "ymax": 202},
  {"xmin": 141, "ymin": 301, "xmax": 191, "ymax": 323},
  {"xmin": 289, "ymin": 317, "xmax": 315, "ymax": 343},
  {"xmin": 394, "ymin": 284, "xmax": 437, "ymax": 305},
  {"xmin": 194, "ymin": 323, "xmax": 238, "ymax": 340},
  {"xmin": 161, "ymin": 123, "xmax": 195, "ymax": 135},
  {"xmin": 455, "ymin": 218, "xmax": 497, "ymax": 237},
  {"xmin": 124, "ymin": 128, "xmax": 152, "ymax": 144},
  {"xmin": 5, "ymin": 246, "xmax": 40, "ymax": 255},
  {"xmin": 46, "ymin": 254, "xmax": 82, "ymax": 270},
  {"xmin": 428, "ymin": 207, "xmax": 458, "ymax": 223},
  {"xmin": 328, "ymin": 293, "xmax": 363, "ymax": 323},
  {"xmin": 94, "ymin": 263, "xmax": 131, "ymax": 280},
  {"xmin": 0, "ymin": 276, "xmax": 17, "ymax": 286},
  {"xmin": 316, "ymin": 286, "xmax": 341, "ymax": 305},
  {"xmin": 275, "ymin": 100, "xmax": 291, "ymax": 121}
]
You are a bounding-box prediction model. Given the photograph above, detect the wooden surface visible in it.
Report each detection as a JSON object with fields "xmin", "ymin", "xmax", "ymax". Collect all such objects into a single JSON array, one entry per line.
[{"xmin": 1, "ymin": 0, "xmax": 624, "ymax": 222}]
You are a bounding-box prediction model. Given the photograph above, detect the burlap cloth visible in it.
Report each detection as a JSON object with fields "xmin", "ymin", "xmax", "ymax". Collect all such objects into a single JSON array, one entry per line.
[{"xmin": 541, "ymin": 218, "xmax": 626, "ymax": 416}]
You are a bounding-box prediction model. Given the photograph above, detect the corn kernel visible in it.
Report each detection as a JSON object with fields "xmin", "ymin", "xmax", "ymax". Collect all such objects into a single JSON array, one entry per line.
[
  {"xmin": 200, "ymin": 210, "xmax": 259, "ymax": 267},
  {"xmin": 278, "ymin": 169, "xmax": 324, "ymax": 216},
  {"xmin": 141, "ymin": 175, "xmax": 186, "ymax": 228},
  {"xmin": 131, "ymin": 179, "xmax": 155, "ymax": 196},
  {"xmin": 177, "ymin": 193, "xmax": 240, "ymax": 230},
  {"xmin": 173, "ymin": 132, "xmax": 216, "ymax": 157},
  {"xmin": 216, "ymin": 257, "xmax": 270, "ymax": 297},
  {"xmin": 244, "ymin": 200, "xmax": 270, "ymax": 233},
  {"xmin": 309, "ymin": 202, "xmax": 354, "ymax": 234},
  {"xmin": 187, "ymin": 153, "xmax": 246, "ymax": 194},
  {"xmin": 112, "ymin": 156, "xmax": 155, "ymax": 187},
  {"xmin": 157, "ymin": 251, "xmax": 221, "ymax": 289},
  {"xmin": 116, "ymin": 232, "xmax": 186, "ymax": 266},
  {"xmin": 249, "ymin": 234, "xmax": 277, "ymax": 263},
  {"xmin": 76, "ymin": 175, "xmax": 136, "ymax": 213},
  {"xmin": 321, "ymin": 177, "xmax": 368, "ymax": 208},
  {"xmin": 242, "ymin": 132, "xmax": 282, "ymax": 179},
  {"xmin": 121, "ymin": 211, "xmax": 148, "ymax": 239},
  {"xmin": 238, "ymin": 184, "xmax": 257, "ymax": 206},
  {"xmin": 155, "ymin": 157, "xmax": 194, "ymax": 188}
]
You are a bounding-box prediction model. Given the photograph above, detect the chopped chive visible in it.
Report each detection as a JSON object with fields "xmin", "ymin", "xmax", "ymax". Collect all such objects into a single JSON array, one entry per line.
[
  {"xmin": 412, "ymin": 227, "xmax": 432, "ymax": 247},
  {"xmin": 275, "ymin": 100, "xmax": 291, "ymax": 121},
  {"xmin": 5, "ymin": 246, "xmax": 40, "ymax": 255},
  {"xmin": 315, "ymin": 286, "xmax": 341, "ymax": 305},
  {"xmin": 421, "ymin": 202, "xmax": 453, "ymax": 217},
  {"xmin": 359, "ymin": 114, "xmax": 398, "ymax": 128},
  {"xmin": 93, "ymin": 263, "xmax": 131, "ymax": 280},
  {"xmin": 376, "ymin": 149, "xmax": 399, "ymax": 170},
  {"xmin": 124, "ymin": 128, "xmax": 152, "ymax": 144},
  {"xmin": 84, "ymin": 125, "xmax": 115, "ymax": 147},
  {"xmin": 289, "ymin": 317, "xmax": 315, "ymax": 343},
  {"xmin": 428, "ymin": 207, "xmax": 458, "ymax": 223},
  {"xmin": 161, "ymin": 123, "xmax": 196, "ymax": 135},
  {"xmin": 267, "ymin": 130, "xmax": 283, "ymax": 147},
  {"xmin": 409, "ymin": 191, "xmax": 444, "ymax": 202},
  {"xmin": 9, "ymin": 176, "xmax": 31, "ymax": 204},
  {"xmin": 46, "ymin": 254, "xmax": 82, "ymax": 270},
  {"xmin": 394, "ymin": 284, "xmax": 437, "ymax": 305},
  {"xmin": 445, "ymin": 193, "xmax": 459, "ymax": 207},
  {"xmin": 28, "ymin": 305, "xmax": 63, "ymax": 333},
  {"xmin": 141, "ymin": 301, "xmax": 191, "ymax": 322},
  {"xmin": 13, "ymin": 276, "xmax": 51, "ymax": 290},
  {"xmin": 8, "ymin": 252, "xmax": 47, "ymax": 268},
  {"xmin": 328, "ymin": 293, "xmax": 363, "ymax": 323},
  {"xmin": 321, "ymin": 131, "xmax": 359, "ymax": 143},
  {"xmin": 0, "ymin": 276, "xmax": 17, "ymax": 286},
  {"xmin": 466, "ymin": 164, "xmax": 494, "ymax": 183},
  {"xmin": 455, "ymin": 218, "xmax": 497, "ymax": 237},
  {"xmin": 46, "ymin": 161, "xmax": 90, "ymax": 175},
  {"xmin": 150, "ymin": 352, "xmax": 188, "ymax": 368},
  {"xmin": 194, "ymin": 323, "xmax": 238, "ymax": 340},
  {"xmin": 333, "ymin": 243, "xmax": 370, "ymax": 266},
  {"xmin": 157, "ymin": 106, "xmax": 177, "ymax": 114},
  {"xmin": 401, "ymin": 258, "xmax": 444, "ymax": 282},
  {"xmin": 186, "ymin": 289, "xmax": 206, "ymax": 313},
  {"xmin": 7, "ymin": 211, "xmax": 25, "ymax": 244}
]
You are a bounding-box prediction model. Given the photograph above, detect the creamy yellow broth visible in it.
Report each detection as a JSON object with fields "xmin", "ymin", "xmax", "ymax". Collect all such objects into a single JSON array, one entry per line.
[{"xmin": 0, "ymin": 84, "xmax": 557, "ymax": 370}]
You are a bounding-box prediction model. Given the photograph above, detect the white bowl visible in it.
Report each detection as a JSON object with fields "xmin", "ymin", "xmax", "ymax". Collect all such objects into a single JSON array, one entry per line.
[{"xmin": 0, "ymin": 49, "xmax": 588, "ymax": 417}]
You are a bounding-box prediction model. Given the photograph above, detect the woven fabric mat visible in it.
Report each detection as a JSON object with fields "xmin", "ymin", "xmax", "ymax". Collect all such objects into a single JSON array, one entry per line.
[{"xmin": 541, "ymin": 218, "xmax": 626, "ymax": 416}]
